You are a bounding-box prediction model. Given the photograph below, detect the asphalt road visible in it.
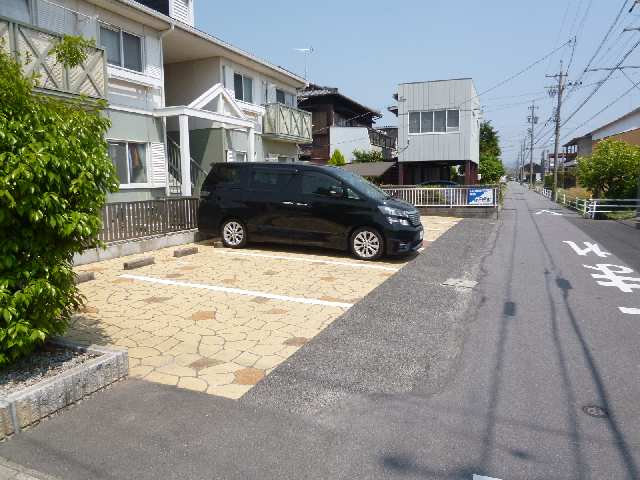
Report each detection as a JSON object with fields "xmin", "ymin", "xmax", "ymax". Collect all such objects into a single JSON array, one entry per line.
[{"xmin": 1, "ymin": 183, "xmax": 639, "ymax": 480}]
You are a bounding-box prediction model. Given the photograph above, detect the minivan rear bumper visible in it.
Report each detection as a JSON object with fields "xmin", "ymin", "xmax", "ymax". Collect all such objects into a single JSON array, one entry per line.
[{"xmin": 384, "ymin": 225, "xmax": 423, "ymax": 256}]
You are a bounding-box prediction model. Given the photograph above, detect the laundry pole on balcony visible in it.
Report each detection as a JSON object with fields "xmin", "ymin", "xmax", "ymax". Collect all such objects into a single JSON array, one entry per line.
[{"xmin": 178, "ymin": 114, "xmax": 192, "ymax": 197}]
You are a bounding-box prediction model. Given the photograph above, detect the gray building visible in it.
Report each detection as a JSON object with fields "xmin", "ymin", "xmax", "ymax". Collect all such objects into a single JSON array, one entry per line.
[{"xmin": 391, "ymin": 78, "xmax": 481, "ymax": 185}]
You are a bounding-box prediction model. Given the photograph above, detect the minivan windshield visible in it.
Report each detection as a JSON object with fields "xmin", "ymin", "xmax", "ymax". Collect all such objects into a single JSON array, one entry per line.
[{"xmin": 331, "ymin": 169, "xmax": 390, "ymax": 201}]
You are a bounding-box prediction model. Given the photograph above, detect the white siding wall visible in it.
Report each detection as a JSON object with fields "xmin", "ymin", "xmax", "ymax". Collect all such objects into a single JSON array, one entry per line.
[
  {"xmin": 329, "ymin": 127, "xmax": 375, "ymax": 163},
  {"xmin": 170, "ymin": 0, "xmax": 193, "ymax": 26},
  {"xmin": 398, "ymin": 79, "xmax": 480, "ymax": 164},
  {"xmin": 592, "ymin": 110, "xmax": 640, "ymax": 141}
]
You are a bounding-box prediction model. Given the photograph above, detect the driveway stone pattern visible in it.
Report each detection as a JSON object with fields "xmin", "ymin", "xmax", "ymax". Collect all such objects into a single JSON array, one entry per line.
[{"xmin": 68, "ymin": 216, "xmax": 458, "ymax": 399}]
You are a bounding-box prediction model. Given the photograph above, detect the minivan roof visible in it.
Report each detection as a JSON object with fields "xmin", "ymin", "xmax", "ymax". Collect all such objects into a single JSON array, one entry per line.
[{"xmin": 218, "ymin": 162, "xmax": 343, "ymax": 174}]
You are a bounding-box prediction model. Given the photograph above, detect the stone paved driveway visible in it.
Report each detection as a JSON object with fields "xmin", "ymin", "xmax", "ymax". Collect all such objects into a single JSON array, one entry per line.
[{"xmin": 69, "ymin": 216, "xmax": 459, "ymax": 399}]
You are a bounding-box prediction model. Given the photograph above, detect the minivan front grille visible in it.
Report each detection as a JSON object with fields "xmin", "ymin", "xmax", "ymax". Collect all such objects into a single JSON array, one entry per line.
[{"xmin": 408, "ymin": 212, "xmax": 421, "ymax": 226}]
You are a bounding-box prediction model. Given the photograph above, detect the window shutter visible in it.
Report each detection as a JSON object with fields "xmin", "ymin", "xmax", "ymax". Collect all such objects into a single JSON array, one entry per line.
[{"xmin": 150, "ymin": 143, "xmax": 167, "ymax": 186}]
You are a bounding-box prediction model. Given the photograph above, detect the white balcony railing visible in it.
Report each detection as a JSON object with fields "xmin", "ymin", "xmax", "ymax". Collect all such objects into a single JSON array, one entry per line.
[
  {"xmin": 0, "ymin": 15, "xmax": 107, "ymax": 98},
  {"xmin": 262, "ymin": 103, "xmax": 313, "ymax": 143}
]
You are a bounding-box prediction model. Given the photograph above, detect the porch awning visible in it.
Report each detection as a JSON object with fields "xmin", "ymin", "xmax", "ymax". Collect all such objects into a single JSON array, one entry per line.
[{"xmin": 342, "ymin": 161, "xmax": 396, "ymax": 177}]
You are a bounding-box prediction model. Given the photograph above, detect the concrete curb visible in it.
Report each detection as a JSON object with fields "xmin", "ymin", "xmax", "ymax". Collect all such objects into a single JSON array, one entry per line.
[
  {"xmin": 0, "ymin": 456, "xmax": 62, "ymax": 479},
  {"xmin": 0, "ymin": 341, "xmax": 128, "ymax": 441}
]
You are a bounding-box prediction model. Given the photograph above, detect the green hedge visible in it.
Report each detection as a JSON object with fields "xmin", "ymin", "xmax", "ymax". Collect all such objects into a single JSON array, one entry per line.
[{"xmin": 0, "ymin": 44, "xmax": 117, "ymax": 365}]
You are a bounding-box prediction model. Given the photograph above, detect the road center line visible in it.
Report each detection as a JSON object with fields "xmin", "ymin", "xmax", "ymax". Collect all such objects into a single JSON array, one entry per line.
[
  {"xmin": 214, "ymin": 250, "xmax": 399, "ymax": 271},
  {"xmin": 120, "ymin": 274, "xmax": 354, "ymax": 309}
]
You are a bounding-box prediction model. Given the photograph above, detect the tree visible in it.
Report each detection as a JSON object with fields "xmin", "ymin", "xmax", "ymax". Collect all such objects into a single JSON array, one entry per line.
[
  {"xmin": 0, "ymin": 39, "xmax": 118, "ymax": 365},
  {"xmin": 328, "ymin": 149, "xmax": 346, "ymax": 166},
  {"xmin": 577, "ymin": 139, "xmax": 640, "ymax": 198},
  {"xmin": 478, "ymin": 121, "xmax": 505, "ymax": 184},
  {"xmin": 480, "ymin": 121, "xmax": 501, "ymax": 158},
  {"xmin": 352, "ymin": 149, "xmax": 385, "ymax": 163},
  {"xmin": 479, "ymin": 154, "xmax": 505, "ymax": 184}
]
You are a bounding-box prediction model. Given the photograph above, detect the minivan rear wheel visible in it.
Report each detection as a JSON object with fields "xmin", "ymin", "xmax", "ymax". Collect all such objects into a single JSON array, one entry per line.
[
  {"xmin": 221, "ymin": 219, "xmax": 247, "ymax": 248},
  {"xmin": 350, "ymin": 227, "xmax": 383, "ymax": 260}
]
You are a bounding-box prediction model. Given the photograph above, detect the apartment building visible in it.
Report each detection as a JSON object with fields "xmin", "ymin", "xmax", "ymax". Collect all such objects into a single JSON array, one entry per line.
[{"xmin": 0, "ymin": 0, "xmax": 311, "ymax": 200}]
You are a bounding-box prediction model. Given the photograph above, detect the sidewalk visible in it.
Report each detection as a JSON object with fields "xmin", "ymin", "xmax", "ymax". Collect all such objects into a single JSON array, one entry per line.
[{"xmin": 0, "ymin": 457, "xmax": 60, "ymax": 480}]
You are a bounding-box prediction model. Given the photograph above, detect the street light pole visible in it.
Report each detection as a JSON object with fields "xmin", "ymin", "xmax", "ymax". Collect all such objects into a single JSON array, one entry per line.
[
  {"xmin": 528, "ymin": 102, "xmax": 539, "ymax": 187},
  {"xmin": 547, "ymin": 61, "xmax": 567, "ymax": 195}
]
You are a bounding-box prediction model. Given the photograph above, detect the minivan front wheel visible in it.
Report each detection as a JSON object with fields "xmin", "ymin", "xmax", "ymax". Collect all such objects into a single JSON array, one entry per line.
[
  {"xmin": 221, "ymin": 219, "xmax": 247, "ymax": 248},
  {"xmin": 350, "ymin": 227, "xmax": 383, "ymax": 260}
]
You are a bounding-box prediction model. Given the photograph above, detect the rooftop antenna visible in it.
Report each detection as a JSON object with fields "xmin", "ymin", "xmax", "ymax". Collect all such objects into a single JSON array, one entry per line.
[{"xmin": 293, "ymin": 47, "xmax": 314, "ymax": 82}]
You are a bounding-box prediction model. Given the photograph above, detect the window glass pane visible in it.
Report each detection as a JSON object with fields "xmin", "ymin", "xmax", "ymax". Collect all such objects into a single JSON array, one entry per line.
[
  {"xmin": 276, "ymin": 89, "xmax": 285, "ymax": 104},
  {"xmin": 234, "ymin": 73, "xmax": 243, "ymax": 101},
  {"xmin": 447, "ymin": 110, "xmax": 460, "ymax": 130},
  {"xmin": 207, "ymin": 164, "xmax": 241, "ymax": 187},
  {"xmin": 234, "ymin": 152, "xmax": 247, "ymax": 162},
  {"xmin": 434, "ymin": 110, "xmax": 446, "ymax": 132},
  {"xmin": 243, "ymin": 76, "xmax": 253, "ymax": 103},
  {"xmin": 301, "ymin": 173, "xmax": 342, "ymax": 196},
  {"xmin": 409, "ymin": 112, "xmax": 420, "ymax": 134},
  {"xmin": 108, "ymin": 142, "xmax": 128, "ymax": 184},
  {"xmin": 249, "ymin": 170, "xmax": 295, "ymax": 191},
  {"xmin": 100, "ymin": 27, "xmax": 121, "ymax": 66},
  {"xmin": 128, "ymin": 143, "xmax": 147, "ymax": 183},
  {"xmin": 421, "ymin": 111, "xmax": 433, "ymax": 133},
  {"xmin": 122, "ymin": 32, "xmax": 142, "ymax": 71},
  {"xmin": 285, "ymin": 93, "xmax": 295, "ymax": 106}
]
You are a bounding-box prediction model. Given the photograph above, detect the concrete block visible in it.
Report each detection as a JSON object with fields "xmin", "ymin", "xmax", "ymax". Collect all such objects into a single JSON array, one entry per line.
[
  {"xmin": 74, "ymin": 271, "xmax": 95, "ymax": 284},
  {"xmin": 173, "ymin": 246, "xmax": 198, "ymax": 258},
  {"xmin": 0, "ymin": 342, "xmax": 128, "ymax": 437},
  {"xmin": 123, "ymin": 256, "xmax": 154, "ymax": 270}
]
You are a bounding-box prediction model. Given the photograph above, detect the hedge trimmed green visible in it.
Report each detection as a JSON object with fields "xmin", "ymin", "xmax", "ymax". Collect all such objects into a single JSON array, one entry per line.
[{"xmin": 0, "ymin": 43, "xmax": 118, "ymax": 365}]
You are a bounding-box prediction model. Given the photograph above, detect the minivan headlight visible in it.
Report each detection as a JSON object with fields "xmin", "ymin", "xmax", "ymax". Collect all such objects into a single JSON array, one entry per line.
[
  {"xmin": 378, "ymin": 205, "xmax": 411, "ymax": 217},
  {"xmin": 379, "ymin": 205, "xmax": 412, "ymax": 225}
]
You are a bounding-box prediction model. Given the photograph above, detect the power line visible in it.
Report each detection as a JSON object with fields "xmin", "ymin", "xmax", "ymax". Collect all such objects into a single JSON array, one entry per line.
[{"xmin": 459, "ymin": 38, "xmax": 573, "ymax": 106}]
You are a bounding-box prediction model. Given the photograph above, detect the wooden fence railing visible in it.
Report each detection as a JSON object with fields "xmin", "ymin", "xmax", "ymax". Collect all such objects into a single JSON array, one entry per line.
[{"xmin": 98, "ymin": 197, "xmax": 199, "ymax": 243}]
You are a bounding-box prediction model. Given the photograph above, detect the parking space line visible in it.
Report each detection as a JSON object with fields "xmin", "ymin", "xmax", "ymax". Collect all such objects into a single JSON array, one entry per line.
[
  {"xmin": 120, "ymin": 274, "xmax": 354, "ymax": 309},
  {"xmin": 619, "ymin": 307, "xmax": 640, "ymax": 315},
  {"xmin": 214, "ymin": 250, "xmax": 400, "ymax": 271}
]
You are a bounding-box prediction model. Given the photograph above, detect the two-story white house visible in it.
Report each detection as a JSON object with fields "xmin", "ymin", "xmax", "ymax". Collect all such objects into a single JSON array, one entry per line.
[
  {"xmin": 390, "ymin": 78, "xmax": 481, "ymax": 185},
  {"xmin": 0, "ymin": 0, "xmax": 311, "ymax": 201}
]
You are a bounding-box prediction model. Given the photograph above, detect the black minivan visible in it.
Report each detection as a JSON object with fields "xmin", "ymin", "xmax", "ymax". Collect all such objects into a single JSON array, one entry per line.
[{"xmin": 198, "ymin": 163, "xmax": 423, "ymax": 260}]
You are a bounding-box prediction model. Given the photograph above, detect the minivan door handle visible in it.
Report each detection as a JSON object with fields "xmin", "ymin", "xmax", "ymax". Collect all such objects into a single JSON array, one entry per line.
[
  {"xmin": 281, "ymin": 201, "xmax": 295, "ymax": 205},
  {"xmin": 295, "ymin": 202, "xmax": 309, "ymax": 207}
]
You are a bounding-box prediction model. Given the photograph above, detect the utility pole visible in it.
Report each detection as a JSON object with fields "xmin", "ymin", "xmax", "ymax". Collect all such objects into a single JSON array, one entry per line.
[
  {"xmin": 527, "ymin": 102, "xmax": 539, "ymax": 187},
  {"xmin": 547, "ymin": 61, "xmax": 567, "ymax": 195}
]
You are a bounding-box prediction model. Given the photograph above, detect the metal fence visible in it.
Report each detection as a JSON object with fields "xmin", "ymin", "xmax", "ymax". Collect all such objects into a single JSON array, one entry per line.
[
  {"xmin": 381, "ymin": 186, "xmax": 499, "ymax": 207},
  {"xmin": 98, "ymin": 197, "xmax": 199, "ymax": 243},
  {"xmin": 533, "ymin": 186, "xmax": 640, "ymax": 220}
]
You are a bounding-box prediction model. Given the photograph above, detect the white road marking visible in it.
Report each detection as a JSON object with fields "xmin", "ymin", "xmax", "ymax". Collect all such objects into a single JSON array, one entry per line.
[
  {"xmin": 563, "ymin": 241, "xmax": 611, "ymax": 258},
  {"xmin": 214, "ymin": 250, "xmax": 399, "ymax": 271},
  {"xmin": 619, "ymin": 307, "xmax": 640, "ymax": 315},
  {"xmin": 583, "ymin": 264, "xmax": 640, "ymax": 293},
  {"xmin": 473, "ymin": 475, "xmax": 502, "ymax": 480},
  {"xmin": 120, "ymin": 274, "xmax": 354, "ymax": 309},
  {"xmin": 536, "ymin": 209, "xmax": 563, "ymax": 216}
]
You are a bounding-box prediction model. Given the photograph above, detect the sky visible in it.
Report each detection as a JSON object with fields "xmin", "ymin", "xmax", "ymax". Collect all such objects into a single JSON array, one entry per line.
[{"xmin": 195, "ymin": 0, "xmax": 640, "ymax": 168}]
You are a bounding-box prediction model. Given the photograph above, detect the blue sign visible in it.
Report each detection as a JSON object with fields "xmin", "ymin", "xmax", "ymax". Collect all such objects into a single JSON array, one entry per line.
[{"xmin": 468, "ymin": 188, "xmax": 494, "ymax": 206}]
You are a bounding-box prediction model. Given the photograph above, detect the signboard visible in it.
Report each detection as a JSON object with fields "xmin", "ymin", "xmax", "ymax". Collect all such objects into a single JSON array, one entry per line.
[{"xmin": 467, "ymin": 188, "xmax": 494, "ymax": 206}]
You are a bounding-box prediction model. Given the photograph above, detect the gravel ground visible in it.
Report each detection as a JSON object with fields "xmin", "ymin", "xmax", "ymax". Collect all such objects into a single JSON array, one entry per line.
[{"xmin": 0, "ymin": 344, "xmax": 99, "ymax": 397}]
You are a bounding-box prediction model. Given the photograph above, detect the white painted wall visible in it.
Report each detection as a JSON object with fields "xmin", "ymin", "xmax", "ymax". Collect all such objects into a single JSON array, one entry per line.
[
  {"xmin": 329, "ymin": 127, "xmax": 377, "ymax": 163},
  {"xmin": 592, "ymin": 110, "xmax": 640, "ymax": 141}
]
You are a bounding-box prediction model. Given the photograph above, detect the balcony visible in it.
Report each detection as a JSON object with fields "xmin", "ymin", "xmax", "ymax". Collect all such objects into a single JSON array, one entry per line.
[
  {"xmin": 262, "ymin": 103, "xmax": 313, "ymax": 143},
  {"xmin": 0, "ymin": 16, "xmax": 107, "ymax": 99}
]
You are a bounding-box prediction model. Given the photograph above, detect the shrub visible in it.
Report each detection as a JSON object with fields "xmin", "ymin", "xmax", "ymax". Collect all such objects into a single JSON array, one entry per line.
[
  {"xmin": 352, "ymin": 149, "xmax": 384, "ymax": 163},
  {"xmin": 328, "ymin": 149, "xmax": 346, "ymax": 166},
  {"xmin": 479, "ymin": 154, "xmax": 505, "ymax": 184},
  {"xmin": 577, "ymin": 139, "xmax": 640, "ymax": 198},
  {"xmin": 0, "ymin": 42, "xmax": 118, "ymax": 365}
]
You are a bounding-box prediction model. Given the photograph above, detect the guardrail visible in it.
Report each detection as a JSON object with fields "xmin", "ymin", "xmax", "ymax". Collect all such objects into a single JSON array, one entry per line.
[
  {"xmin": 382, "ymin": 185, "xmax": 499, "ymax": 207},
  {"xmin": 98, "ymin": 197, "xmax": 199, "ymax": 243},
  {"xmin": 532, "ymin": 186, "xmax": 639, "ymax": 220}
]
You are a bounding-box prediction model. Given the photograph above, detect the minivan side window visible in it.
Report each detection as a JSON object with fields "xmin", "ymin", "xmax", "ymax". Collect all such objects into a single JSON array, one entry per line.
[
  {"xmin": 249, "ymin": 170, "xmax": 296, "ymax": 191},
  {"xmin": 203, "ymin": 164, "xmax": 242, "ymax": 191},
  {"xmin": 301, "ymin": 173, "xmax": 343, "ymax": 197}
]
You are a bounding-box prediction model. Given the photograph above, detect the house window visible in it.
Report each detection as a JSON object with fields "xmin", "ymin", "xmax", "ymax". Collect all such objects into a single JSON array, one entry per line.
[
  {"xmin": 99, "ymin": 25, "xmax": 143, "ymax": 72},
  {"xmin": 409, "ymin": 109, "xmax": 460, "ymax": 134},
  {"xmin": 233, "ymin": 73, "xmax": 253, "ymax": 103},
  {"xmin": 227, "ymin": 150, "xmax": 247, "ymax": 163},
  {"xmin": 275, "ymin": 89, "xmax": 296, "ymax": 106},
  {"xmin": 108, "ymin": 141, "xmax": 148, "ymax": 185}
]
